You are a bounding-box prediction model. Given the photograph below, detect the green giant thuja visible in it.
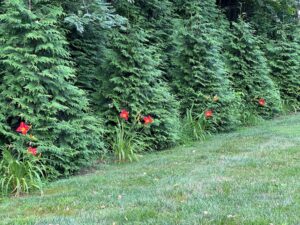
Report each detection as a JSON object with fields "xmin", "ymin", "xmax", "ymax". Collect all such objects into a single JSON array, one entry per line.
[
  {"xmin": 63, "ymin": 0, "xmax": 126, "ymax": 105},
  {"xmin": 98, "ymin": 27, "xmax": 180, "ymax": 150},
  {"xmin": 171, "ymin": 0, "xmax": 241, "ymax": 131},
  {"xmin": 0, "ymin": 0, "xmax": 104, "ymax": 176},
  {"xmin": 130, "ymin": 0, "xmax": 175, "ymax": 80},
  {"xmin": 266, "ymin": 24, "xmax": 300, "ymax": 111},
  {"xmin": 226, "ymin": 19, "xmax": 282, "ymax": 118}
]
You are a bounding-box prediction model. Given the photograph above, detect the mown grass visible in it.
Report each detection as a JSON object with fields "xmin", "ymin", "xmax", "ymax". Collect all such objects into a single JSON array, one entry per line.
[{"xmin": 0, "ymin": 114, "xmax": 299, "ymax": 225}]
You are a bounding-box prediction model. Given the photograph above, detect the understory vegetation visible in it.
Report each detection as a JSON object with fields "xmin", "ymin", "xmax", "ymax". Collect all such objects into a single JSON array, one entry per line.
[{"xmin": 0, "ymin": 0, "xmax": 299, "ymax": 196}]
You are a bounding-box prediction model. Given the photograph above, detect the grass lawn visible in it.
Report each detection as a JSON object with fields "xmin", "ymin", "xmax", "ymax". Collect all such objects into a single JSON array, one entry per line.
[{"xmin": 0, "ymin": 114, "xmax": 299, "ymax": 225}]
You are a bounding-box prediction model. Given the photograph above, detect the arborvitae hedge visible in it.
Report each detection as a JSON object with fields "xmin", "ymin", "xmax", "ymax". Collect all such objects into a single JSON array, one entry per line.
[
  {"xmin": 226, "ymin": 19, "xmax": 282, "ymax": 118},
  {"xmin": 66, "ymin": 27, "xmax": 104, "ymax": 104},
  {"xmin": 63, "ymin": 0, "xmax": 126, "ymax": 106},
  {"xmin": 171, "ymin": 0, "xmax": 242, "ymax": 131},
  {"xmin": 0, "ymin": 0, "xmax": 298, "ymax": 180},
  {"xmin": 132, "ymin": 0, "xmax": 175, "ymax": 80},
  {"xmin": 98, "ymin": 27, "xmax": 180, "ymax": 149},
  {"xmin": 266, "ymin": 24, "xmax": 300, "ymax": 110},
  {"xmin": 0, "ymin": 0, "xmax": 104, "ymax": 176}
]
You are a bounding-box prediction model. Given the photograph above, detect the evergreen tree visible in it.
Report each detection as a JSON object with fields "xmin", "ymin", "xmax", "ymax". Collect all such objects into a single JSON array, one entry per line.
[
  {"xmin": 226, "ymin": 19, "xmax": 282, "ymax": 118},
  {"xmin": 0, "ymin": 0, "xmax": 104, "ymax": 176},
  {"xmin": 63, "ymin": 0, "xmax": 126, "ymax": 105},
  {"xmin": 266, "ymin": 24, "xmax": 300, "ymax": 111},
  {"xmin": 171, "ymin": 0, "xmax": 242, "ymax": 131},
  {"xmin": 132, "ymin": 0, "xmax": 175, "ymax": 80},
  {"xmin": 98, "ymin": 27, "xmax": 180, "ymax": 150}
]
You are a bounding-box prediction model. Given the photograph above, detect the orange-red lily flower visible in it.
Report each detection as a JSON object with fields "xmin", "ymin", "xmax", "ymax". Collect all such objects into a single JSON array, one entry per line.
[
  {"xmin": 259, "ymin": 98, "xmax": 266, "ymax": 107},
  {"xmin": 143, "ymin": 115, "xmax": 154, "ymax": 125},
  {"xmin": 28, "ymin": 147, "xmax": 37, "ymax": 156},
  {"xmin": 205, "ymin": 110, "xmax": 213, "ymax": 119},
  {"xmin": 120, "ymin": 109, "xmax": 129, "ymax": 120},
  {"xmin": 16, "ymin": 122, "xmax": 30, "ymax": 135}
]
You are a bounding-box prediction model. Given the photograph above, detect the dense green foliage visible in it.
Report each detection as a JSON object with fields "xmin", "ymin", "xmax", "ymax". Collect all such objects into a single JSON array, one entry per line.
[
  {"xmin": 226, "ymin": 19, "xmax": 282, "ymax": 118},
  {"xmin": 266, "ymin": 24, "xmax": 300, "ymax": 111},
  {"xmin": 0, "ymin": 0, "xmax": 299, "ymax": 195},
  {"xmin": 171, "ymin": 0, "xmax": 242, "ymax": 131},
  {"xmin": 98, "ymin": 27, "xmax": 180, "ymax": 149},
  {"xmin": 63, "ymin": 0, "xmax": 126, "ymax": 103},
  {"xmin": 0, "ymin": 0, "xmax": 104, "ymax": 178}
]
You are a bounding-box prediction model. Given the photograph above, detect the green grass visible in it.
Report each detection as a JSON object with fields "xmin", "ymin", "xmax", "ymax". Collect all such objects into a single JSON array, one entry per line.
[{"xmin": 1, "ymin": 114, "xmax": 300, "ymax": 225}]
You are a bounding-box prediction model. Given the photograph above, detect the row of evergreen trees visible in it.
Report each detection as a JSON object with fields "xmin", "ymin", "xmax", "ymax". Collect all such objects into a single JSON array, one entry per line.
[
  {"xmin": 0, "ymin": 0, "xmax": 299, "ymax": 178},
  {"xmin": 0, "ymin": 0, "xmax": 104, "ymax": 176}
]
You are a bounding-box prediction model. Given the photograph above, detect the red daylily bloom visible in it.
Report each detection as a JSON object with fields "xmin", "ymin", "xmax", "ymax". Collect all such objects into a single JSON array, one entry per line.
[
  {"xmin": 28, "ymin": 147, "xmax": 37, "ymax": 156},
  {"xmin": 259, "ymin": 98, "xmax": 266, "ymax": 107},
  {"xmin": 16, "ymin": 122, "xmax": 30, "ymax": 135},
  {"xmin": 205, "ymin": 110, "xmax": 213, "ymax": 119},
  {"xmin": 119, "ymin": 109, "xmax": 129, "ymax": 120},
  {"xmin": 143, "ymin": 115, "xmax": 154, "ymax": 125}
]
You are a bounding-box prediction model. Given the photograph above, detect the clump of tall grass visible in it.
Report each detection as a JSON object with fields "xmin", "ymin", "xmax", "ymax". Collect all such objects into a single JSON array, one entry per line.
[
  {"xmin": 179, "ymin": 108, "xmax": 210, "ymax": 144},
  {"xmin": 0, "ymin": 149, "xmax": 46, "ymax": 197}
]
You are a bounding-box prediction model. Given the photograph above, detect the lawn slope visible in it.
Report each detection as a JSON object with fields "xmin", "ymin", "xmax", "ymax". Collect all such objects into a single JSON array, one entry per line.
[{"xmin": 0, "ymin": 114, "xmax": 300, "ymax": 225}]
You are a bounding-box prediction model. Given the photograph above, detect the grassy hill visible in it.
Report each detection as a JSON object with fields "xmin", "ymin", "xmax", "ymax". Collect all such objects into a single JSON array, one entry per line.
[{"xmin": 0, "ymin": 114, "xmax": 299, "ymax": 225}]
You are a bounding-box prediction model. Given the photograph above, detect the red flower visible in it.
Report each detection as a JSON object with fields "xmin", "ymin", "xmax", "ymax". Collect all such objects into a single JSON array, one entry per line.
[
  {"xmin": 28, "ymin": 147, "xmax": 37, "ymax": 156},
  {"xmin": 16, "ymin": 122, "xmax": 30, "ymax": 135},
  {"xmin": 205, "ymin": 110, "xmax": 213, "ymax": 119},
  {"xmin": 119, "ymin": 109, "xmax": 129, "ymax": 120},
  {"xmin": 143, "ymin": 115, "xmax": 154, "ymax": 125},
  {"xmin": 259, "ymin": 98, "xmax": 266, "ymax": 107}
]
